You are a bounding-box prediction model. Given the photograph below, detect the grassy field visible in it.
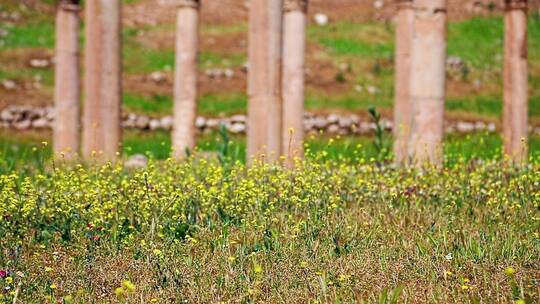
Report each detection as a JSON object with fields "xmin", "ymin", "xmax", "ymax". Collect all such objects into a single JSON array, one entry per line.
[{"xmin": 0, "ymin": 147, "xmax": 538, "ymax": 303}]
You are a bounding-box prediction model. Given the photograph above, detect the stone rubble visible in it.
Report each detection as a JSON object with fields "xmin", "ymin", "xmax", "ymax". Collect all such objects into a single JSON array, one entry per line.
[{"xmin": 1, "ymin": 105, "xmax": 539, "ymax": 136}]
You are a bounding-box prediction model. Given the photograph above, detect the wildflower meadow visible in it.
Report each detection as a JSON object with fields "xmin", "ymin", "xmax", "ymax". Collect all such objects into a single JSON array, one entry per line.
[{"xmin": 0, "ymin": 150, "xmax": 538, "ymax": 302}]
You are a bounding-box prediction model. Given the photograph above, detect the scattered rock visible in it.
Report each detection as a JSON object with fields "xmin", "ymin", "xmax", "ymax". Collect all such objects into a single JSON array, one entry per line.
[
  {"xmin": 313, "ymin": 116, "xmax": 328, "ymax": 129},
  {"xmin": 456, "ymin": 121, "xmax": 475, "ymax": 133},
  {"xmin": 160, "ymin": 116, "xmax": 173, "ymax": 130},
  {"xmin": 314, "ymin": 13, "xmax": 329, "ymax": 26},
  {"xmin": 373, "ymin": 0, "xmax": 384, "ymax": 9},
  {"xmin": 149, "ymin": 119, "xmax": 161, "ymax": 130},
  {"xmin": 447, "ymin": 56, "xmax": 465, "ymax": 69},
  {"xmin": 135, "ymin": 115, "xmax": 150, "ymax": 129},
  {"xmin": 230, "ymin": 114, "xmax": 247, "ymax": 124},
  {"xmin": 366, "ymin": 85, "xmax": 378, "ymax": 95},
  {"xmin": 0, "ymin": 109, "xmax": 15, "ymax": 122},
  {"xmin": 1, "ymin": 79, "xmax": 17, "ymax": 90},
  {"xmin": 148, "ymin": 71, "xmax": 166, "ymax": 83},
  {"xmin": 228, "ymin": 123, "xmax": 246, "ymax": 134},
  {"xmin": 327, "ymin": 124, "xmax": 340, "ymax": 134},
  {"xmin": 195, "ymin": 116, "xmax": 206, "ymax": 129},
  {"xmin": 206, "ymin": 118, "xmax": 219, "ymax": 129},
  {"xmin": 0, "ymin": 106, "xmax": 536, "ymax": 137},
  {"xmin": 32, "ymin": 118, "xmax": 49, "ymax": 129},
  {"xmin": 29, "ymin": 58, "xmax": 50, "ymax": 69},
  {"xmin": 206, "ymin": 68, "xmax": 235, "ymax": 79},
  {"xmin": 475, "ymin": 121, "xmax": 486, "ymax": 131},
  {"xmin": 13, "ymin": 119, "xmax": 31, "ymax": 130},
  {"xmin": 124, "ymin": 154, "xmax": 148, "ymax": 170},
  {"xmin": 224, "ymin": 68, "xmax": 235, "ymax": 79}
]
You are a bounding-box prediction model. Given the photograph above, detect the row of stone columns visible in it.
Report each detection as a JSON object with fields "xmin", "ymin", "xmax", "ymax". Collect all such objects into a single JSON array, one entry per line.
[
  {"xmin": 393, "ymin": 0, "xmax": 450, "ymax": 166},
  {"xmin": 52, "ymin": 0, "xmax": 529, "ymax": 164},
  {"xmin": 393, "ymin": 0, "xmax": 529, "ymax": 165},
  {"xmin": 247, "ymin": 0, "xmax": 308, "ymax": 163},
  {"xmin": 52, "ymin": 0, "xmax": 309, "ymax": 162},
  {"xmin": 53, "ymin": 0, "xmax": 122, "ymax": 161}
]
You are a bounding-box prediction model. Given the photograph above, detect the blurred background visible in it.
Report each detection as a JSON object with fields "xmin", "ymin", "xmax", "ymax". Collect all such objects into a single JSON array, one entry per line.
[{"xmin": 0, "ymin": 0, "xmax": 539, "ymax": 166}]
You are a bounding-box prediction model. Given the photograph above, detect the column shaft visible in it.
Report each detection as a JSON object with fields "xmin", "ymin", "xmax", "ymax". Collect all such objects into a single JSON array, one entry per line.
[
  {"xmin": 54, "ymin": 1, "xmax": 80, "ymax": 159},
  {"xmin": 393, "ymin": 0, "xmax": 414, "ymax": 164},
  {"xmin": 247, "ymin": 0, "xmax": 284, "ymax": 162},
  {"xmin": 408, "ymin": 0, "xmax": 447, "ymax": 166},
  {"xmin": 282, "ymin": 0, "xmax": 307, "ymax": 161},
  {"xmin": 503, "ymin": 0, "xmax": 528, "ymax": 162},
  {"xmin": 172, "ymin": 0, "xmax": 200, "ymax": 158},
  {"xmin": 82, "ymin": 0, "xmax": 122, "ymax": 160}
]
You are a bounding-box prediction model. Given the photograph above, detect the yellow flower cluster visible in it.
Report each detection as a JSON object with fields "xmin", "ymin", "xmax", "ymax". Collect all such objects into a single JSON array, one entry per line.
[{"xmin": 0, "ymin": 157, "xmax": 536, "ymax": 247}]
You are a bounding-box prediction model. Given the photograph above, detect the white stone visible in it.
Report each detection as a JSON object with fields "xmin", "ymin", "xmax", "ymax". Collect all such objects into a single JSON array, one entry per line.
[
  {"xmin": 366, "ymin": 85, "xmax": 378, "ymax": 95},
  {"xmin": 224, "ymin": 68, "xmax": 235, "ymax": 79},
  {"xmin": 327, "ymin": 124, "xmax": 340, "ymax": 134},
  {"xmin": 228, "ymin": 123, "xmax": 246, "ymax": 134},
  {"xmin": 29, "ymin": 58, "xmax": 50, "ymax": 69},
  {"xmin": 135, "ymin": 115, "xmax": 150, "ymax": 129},
  {"xmin": 314, "ymin": 13, "xmax": 329, "ymax": 26},
  {"xmin": 32, "ymin": 118, "xmax": 49, "ymax": 129},
  {"xmin": 230, "ymin": 114, "xmax": 247, "ymax": 124},
  {"xmin": 124, "ymin": 154, "xmax": 148, "ymax": 170},
  {"xmin": 195, "ymin": 116, "xmax": 206, "ymax": 129},
  {"xmin": 205, "ymin": 118, "xmax": 219, "ymax": 129},
  {"xmin": 13, "ymin": 119, "xmax": 31, "ymax": 130},
  {"xmin": 149, "ymin": 119, "xmax": 161, "ymax": 130},
  {"xmin": 456, "ymin": 121, "xmax": 475, "ymax": 133},
  {"xmin": 1, "ymin": 79, "xmax": 17, "ymax": 90},
  {"xmin": 149, "ymin": 71, "xmax": 166, "ymax": 83}
]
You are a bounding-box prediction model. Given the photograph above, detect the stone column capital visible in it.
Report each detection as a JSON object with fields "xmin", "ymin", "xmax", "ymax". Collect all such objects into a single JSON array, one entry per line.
[
  {"xmin": 58, "ymin": 0, "xmax": 80, "ymax": 12},
  {"xmin": 505, "ymin": 0, "xmax": 527, "ymax": 10},
  {"xmin": 396, "ymin": 0, "xmax": 413, "ymax": 10},
  {"xmin": 413, "ymin": 0, "xmax": 447, "ymax": 12},
  {"xmin": 172, "ymin": 0, "xmax": 200, "ymax": 9},
  {"xmin": 284, "ymin": 0, "xmax": 308, "ymax": 13}
]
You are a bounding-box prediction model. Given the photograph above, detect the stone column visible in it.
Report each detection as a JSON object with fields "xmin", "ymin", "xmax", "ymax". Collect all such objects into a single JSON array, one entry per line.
[
  {"xmin": 82, "ymin": 0, "xmax": 122, "ymax": 161},
  {"xmin": 172, "ymin": 0, "xmax": 200, "ymax": 158},
  {"xmin": 503, "ymin": 0, "xmax": 528, "ymax": 163},
  {"xmin": 247, "ymin": 0, "xmax": 284, "ymax": 163},
  {"xmin": 53, "ymin": 0, "xmax": 80, "ymax": 159},
  {"xmin": 393, "ymin": 0, "xmax": 414, "ymax": 164},
  {"xmin": 282, "ymin": 0, "xmax": 307, "ymax": 163},
  {"xmin": 408, "ymin": 0, "xmax": 447, "ymax": 166}
]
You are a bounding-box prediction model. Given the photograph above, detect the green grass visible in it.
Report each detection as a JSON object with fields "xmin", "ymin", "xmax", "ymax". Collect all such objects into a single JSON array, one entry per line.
[
  {"xmin": 123, "ymin": 93, "xmax": 172, "ymax": 115},
  {"xmin": 3, "ymin": 130, "xmax": 538, "ymax": 169},
  {"xmin": 199, "ymin": 52, "xmax": 246, "ymax": 68},
  {"xmin": 446, "ymin": 96, "xmax": 503, "ymax": 116},
  {"xmin": 0, "ymin": 22, "xmax": 55, "ymax": 49},
  {"xmin": 310, "ymin": 22, "xmax": 394, "ymax": 58},
  {"xmin": 0, "ymin": 140, "xmax": 538, "ymax": 302},
  {"xmin": 199, "ymin": 93, "xmax": 247, "ymax": 116},
  {"xmin": 122, "ymin": 93, "xmax": 247, "ymax": 116}
]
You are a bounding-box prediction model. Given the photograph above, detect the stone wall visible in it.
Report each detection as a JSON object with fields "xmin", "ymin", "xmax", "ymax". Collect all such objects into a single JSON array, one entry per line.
[{"xmin": 2, "ymin": 105, "xmax": 540, "ymax": 136}]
